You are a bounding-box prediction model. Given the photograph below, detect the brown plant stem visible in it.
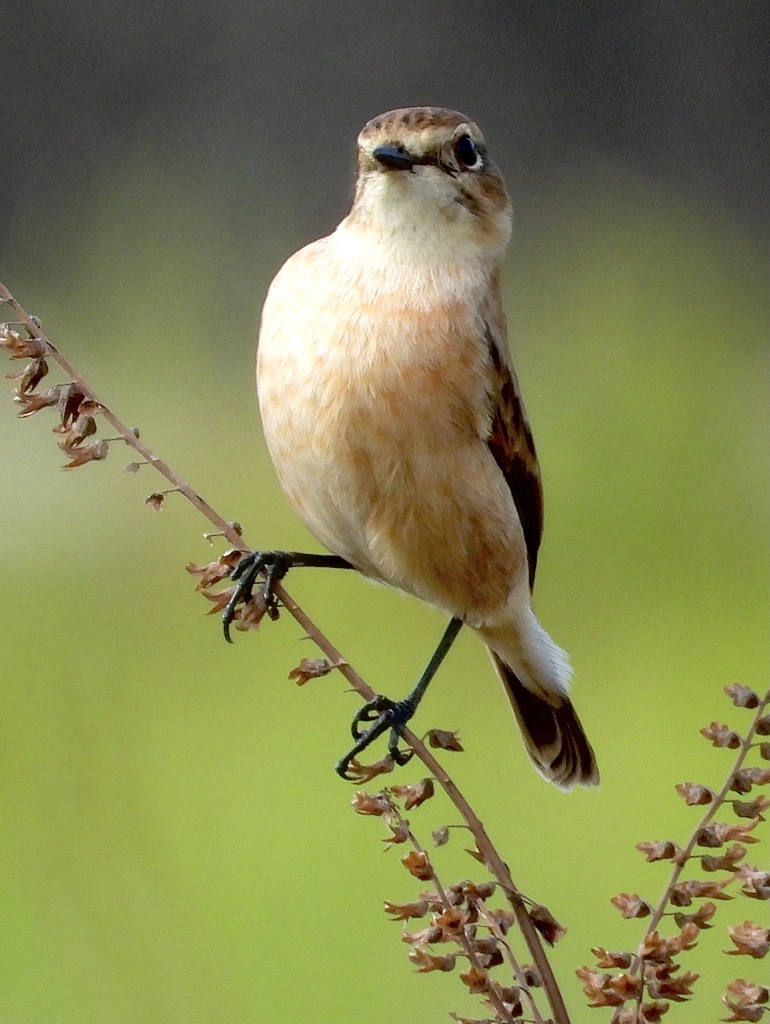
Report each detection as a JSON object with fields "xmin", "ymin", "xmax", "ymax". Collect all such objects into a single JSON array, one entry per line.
[
  {"xmin": 642, "ymin": 689, "xmax": 770, "ymax": 940},
  {"xmin": 388, "ymin": 800, "xmax": 527, "ymax": 1024},
  {"xmin": 629, "ymin": 686, "xmax": 770, "ymax": 1019},
  {"xmin": 0, "ymin": 279, "xmax": 570, "ymax": 1024},
  {"xmin": 474, "ymin": 899, "xmax": 544, "ymax": 1024}
]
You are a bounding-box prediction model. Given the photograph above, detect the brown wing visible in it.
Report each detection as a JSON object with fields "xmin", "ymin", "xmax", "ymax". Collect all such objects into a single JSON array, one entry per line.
[{"xmin": 482, "ymin": 286, "xmax": 543, "ymax": 590}]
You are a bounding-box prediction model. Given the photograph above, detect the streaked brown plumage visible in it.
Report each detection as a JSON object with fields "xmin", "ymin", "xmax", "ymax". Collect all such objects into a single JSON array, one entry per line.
[{"xmin": 256, "ymin": 107, "xmax": 599, "ymax": 788}]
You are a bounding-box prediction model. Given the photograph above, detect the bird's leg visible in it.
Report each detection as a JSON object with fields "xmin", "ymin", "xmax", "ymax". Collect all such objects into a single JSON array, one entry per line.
[
  {"xmin": 336, "ymin": 617, "xmax": 463, "ymax": 779},
  {"xmin": 222, "ymin": 551, "xmax": 353, "ymax": 642}
]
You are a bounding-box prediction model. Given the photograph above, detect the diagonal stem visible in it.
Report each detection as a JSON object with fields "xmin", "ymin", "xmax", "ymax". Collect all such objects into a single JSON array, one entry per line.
[{"xmin": 0, "ymin": 278, "xmax": 572, "ymax": 1024}]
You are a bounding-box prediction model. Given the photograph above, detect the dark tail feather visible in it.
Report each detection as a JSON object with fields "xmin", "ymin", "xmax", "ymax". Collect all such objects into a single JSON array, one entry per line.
[{"xmin": 490, "ymin": 653, "xmax": 599, "ymax": 789}]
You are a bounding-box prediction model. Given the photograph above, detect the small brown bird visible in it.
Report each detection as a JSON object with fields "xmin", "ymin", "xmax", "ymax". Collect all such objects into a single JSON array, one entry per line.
[{"xmin": 228, "ymin": 107, "xmax": 599, "ymax": 789}]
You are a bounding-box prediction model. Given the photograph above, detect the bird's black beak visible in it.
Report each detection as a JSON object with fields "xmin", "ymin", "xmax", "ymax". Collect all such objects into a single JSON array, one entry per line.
[{"xmin": 372, "ymin": 144, "xmax": 416, "ymax": 171}]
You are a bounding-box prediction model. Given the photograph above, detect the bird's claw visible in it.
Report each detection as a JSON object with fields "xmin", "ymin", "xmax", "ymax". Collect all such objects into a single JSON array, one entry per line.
[
  {"xmin": 336, "ymin": 696, "xmax": 416, "ymax": 779},
  {"xmin": 222, "ymin": 550, "xmax": 292, "ymax": 642},
  {"xmin": 350, "ymin": 695, "xmax": 398, "ymax": 737}
]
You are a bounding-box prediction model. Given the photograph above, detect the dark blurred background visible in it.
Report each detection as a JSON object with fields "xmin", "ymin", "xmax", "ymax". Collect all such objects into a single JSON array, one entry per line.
[{"xmin": 1, "ymin": 3, "xmax": 767, "ymax": 1023}]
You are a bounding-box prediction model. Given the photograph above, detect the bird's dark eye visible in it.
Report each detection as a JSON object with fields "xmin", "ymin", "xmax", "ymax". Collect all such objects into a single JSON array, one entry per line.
[{"xmin": 453, "ymin": 134, "xmax": 480, "ymax": 168}]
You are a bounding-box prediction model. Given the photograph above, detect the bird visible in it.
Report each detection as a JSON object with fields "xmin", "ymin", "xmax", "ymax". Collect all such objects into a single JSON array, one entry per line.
[{"xmin": 227, "ymin": 106, "xmax": 599, "ymax": 789}]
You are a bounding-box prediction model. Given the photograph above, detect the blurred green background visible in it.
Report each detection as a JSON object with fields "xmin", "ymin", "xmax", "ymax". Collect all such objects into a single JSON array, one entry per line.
[{"xmin": 1, "ymin": 3, "xmax": 767, "ymax": 1022}]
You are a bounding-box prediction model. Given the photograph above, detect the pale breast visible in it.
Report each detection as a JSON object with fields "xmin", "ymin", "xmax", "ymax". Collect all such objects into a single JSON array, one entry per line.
[{"xmin": 257, "ymin": 230, "xmax": 525, "ymax": 619}]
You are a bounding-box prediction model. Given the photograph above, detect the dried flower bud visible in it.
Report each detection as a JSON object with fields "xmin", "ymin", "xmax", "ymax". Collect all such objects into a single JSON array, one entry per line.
[
  {"xmin": 496, "ymin": 985, "xmax": 522, "ymax": 1008},
  {"xmin": 401, "ymin": 924, "xmax": 443, "ymax": 945},
  {"xmin": 727, "ymin": 922, "xmax": 770, "ymax": 959},
  {"xmin": 186, "ymin": 551, "xmax": 243, "ymax": 590},
  {"xmin": 390, "ymin": 778, "xmax": 435, "ymax": 810},
  {"xmin": 345, "ymin": 756, "xmax": 395, "ymax": 783},
  {"xmin": 472, "ymin": 936, "xmax": 499, "ymax": 956},
  {"xmin": 721, "ymin": 998, "xmax": 765, "ymax": 1022},
  {"xmin": 701, "ymin": 722, "xmax": 742, "ymax": 748},
  {"xmin": 459, "ymin": 965, "xmax": 489, "ymax": 994},
  {"xmin": 288, "ymin": 658, "xmax": 334, "ymax": 686},
  {"xmin": 733, "ymin": 796, "xmax": 770, "ymax": 819},
  {"xmin": 64, "ymin": 413, "xmax": 97, "ymax": 445},
  {"xmin": 735, "ymin": 864, "xmax": 770, "ymax": 901},
  {"xmin": 486, "ymin": 907, "xmax": 515, "ymax": 934},
  {"xmin": 383, "ymin": 899, "xmax": 429, "ymax": 921},
  {"xmin": 449, "ymin": 879, "xmax": 490, "ymax": 904},
  {"xmin": 350, "ymin": 791, "xmax": 390, "ymax": 816},
  {"xmin": 759, "ymin": 743, "xmax": 770, "ymax": 761},
  {"xmin": 671, "ymin": 877, "xmax": 733, "ymax": 905},
  {"xmin": 14, "ymin": 384, "xmax": 61, "ymax": 416},
  {"xmin": 755, "ymin": 716, "xmax": 770, "ymax": 736},
  {"xmin": 592, "ymin": 947, "xmax": 634, "ymax": 969},
  {"xmin": 145, "ymin": 491, "xmax": 165, "ymax": 510},
  {"xmin": 702, "ymin": 857, "xmax": 736, "ymax": 873},
  {"xmin": 611, "ymin": 893, "xmax": 652, "ymax": 919},
  {"xmin": 725, "ymin": 684, "xmax": 760, "ymax": 708},
  {"xmin": 576, "ymin": 966, "xmax": 625, "ymax": 1007},
  {"xmin": 610, "ymin": 972, "xmax": 644, "ymax": 1001},
  {"xmin": 416, "ymin": 889, "xmax": 444, "ymax": 911},
  {"xmin": 381, "ymin": 818, "xmax": 409, "ymax": 846},
  {"xmin": 200, "ymin": 586, "xmax": 236, "ymax": 614},
  {"xmin": 701, "ymin": 843, "xmax": 746, "ymax": 872},
  {"xmin": 476, "ymin": 948, "xmax": 504, "ymax": 969},
  {"xmin": 730, "ymin": 770, "xmax": 757, "ymax": 795},
  {"xmin": 641, "ymin": 923, "xmax": 699, "ymax": 959},
  {"xmin": 7, "ymin": 356, "xmax": 48, "ymax": 394},
  {"xmin": 467, "ymin": 881, "xmax": 496, "ymax": 901},
  {"xmin": 676, "ymin": 782, "xmax": 714, "ymax": 805},
  {"xmin": 521, "ymin": 965, "xmax": 542, "ymax": 987},
  {"xmin": 0, "ymin": 325, "xmax": 47, "ymax": 359},
  {"xmin": 401, "ymin": 850, "xmax": 433, "ymax": 880},
  {"xmin": 432, "ymin": 826, "xmax": 450, "ymax": 847},
  {"xmin": 647, "ymin": 969, "xmax": 699, "ymax": 1002},
  {"xmin": 725, "ymin": 977, "xmax": 769, "ymax": 1007},
  {"xmin": 637, "ymin": 840, "xmax": 679, "ymax": 862},
  {"xmin": 57, "ymin": 383, "xmax": 87, "ymax": 427},
  {"xmin": 60, "ymin": 438, "xmax": 108, "ymax": 469},
  {"xmin": 529, "ymin": 903, "xmax": 566, "ymax": 945},
  {"xmin": 230, "ymin": 595, "xmax": 268, "ymax": 632},
  {"xmin": 425, "ymin": 728, "xmax": 464, "ymax": 751},
  {"xmin": 435, "ymin": 906, "xmax": 467, "ymax": 939},
  {"xmin": 697, "ymin": 824, "xmax": 727, "ymax": 848},
  {"xmin": 674, "ymin": 901, "xmax": 716, "ymax": 930},
  {"xmin": 609, "ymin": 1007, "xmax": 637, "ymax": 1022},
  {"xmin": 712, "ymin": 818, "xmax": 762, "ymax": 844},
  {"xmin": 639, "ymin": 1000, "xmax": 672, "ymax": 1022},
  {"xmin": 408, "ymin": 947, "xmax": 456, "ymax": 973}
]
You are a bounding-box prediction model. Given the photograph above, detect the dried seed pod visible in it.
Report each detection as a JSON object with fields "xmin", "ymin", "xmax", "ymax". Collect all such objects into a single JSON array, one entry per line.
[
  {"xmin": 675, "ymin": 782, "xmax": 714, "ymax": 805},
  {"xmin": 701, "ymin": 722, "xmax": 742, "ymax": 748},
  {"xmin": 401, "ymin": 850, "xmax": 433, "ymax": 880},
  {"xmin": 727, "ymin": 921, "xmax": 770, "ymax": 958},
  {"xmin": 350, "ymin": 791, "xmax": 390, "ymax": 816},
  {"xmin": 390, "ymin": 778, "xmax": 435, "ymax": 810},
  {"xmin": 611, "ymin": 893, "xmax": 652, "ymax": 919},
  {"xmin": 725, "ymin": 684, "xmax": 760, "ymax": 708}
]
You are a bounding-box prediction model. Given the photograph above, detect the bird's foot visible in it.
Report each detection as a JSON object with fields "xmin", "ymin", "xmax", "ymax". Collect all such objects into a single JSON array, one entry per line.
[
  {"xmin": 335, "ymin": 695, "xmax": 417, "ymax": 779},
  {"xmin": 222, "ymin": 549, "xmax": 293, "ymax": 642}
]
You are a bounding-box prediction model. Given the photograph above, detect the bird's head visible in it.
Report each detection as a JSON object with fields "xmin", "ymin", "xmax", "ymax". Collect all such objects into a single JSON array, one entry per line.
[{"xmin": 348, "ymin": 107, "xmax": 512, "ymax": 258}]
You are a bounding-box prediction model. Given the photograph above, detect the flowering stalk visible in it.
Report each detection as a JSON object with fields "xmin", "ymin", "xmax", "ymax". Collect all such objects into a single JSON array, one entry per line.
[
  {"xmin": 353, "ymin": 780, "xmax": 552, "ymax": 1024},
  {"xmin": 1, "ymin": 279, "xmax": 572, "ymax": 1024},
  {"xmin": 577, "ymin": 684, "xmax": 770, "ymax": 1023}
]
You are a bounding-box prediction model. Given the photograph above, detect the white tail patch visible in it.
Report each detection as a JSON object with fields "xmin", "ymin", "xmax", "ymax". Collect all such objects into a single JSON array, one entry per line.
[{"xmin": 474, "ymin": 605, "xmax": 572, "ymax": 704}]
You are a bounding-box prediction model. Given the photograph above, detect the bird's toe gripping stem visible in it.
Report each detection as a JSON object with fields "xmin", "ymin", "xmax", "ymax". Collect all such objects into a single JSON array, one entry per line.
[
  {"xmin": 335, "ymin": 696, "xmax": 416, "ymax": 779},
  {"xmin": 222, "ymin": 550, "xmax": 292, "ymax": 642}
]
